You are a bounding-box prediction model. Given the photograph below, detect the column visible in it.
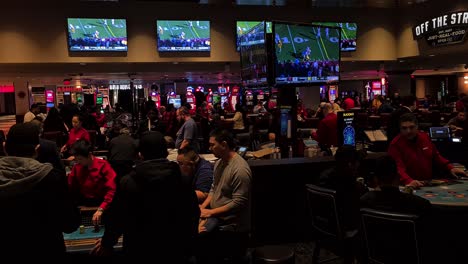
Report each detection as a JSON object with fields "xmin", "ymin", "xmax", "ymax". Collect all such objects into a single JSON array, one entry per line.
[{"xmin": 13, "ymin": 79, "xmax": 30, "ymax": 123}]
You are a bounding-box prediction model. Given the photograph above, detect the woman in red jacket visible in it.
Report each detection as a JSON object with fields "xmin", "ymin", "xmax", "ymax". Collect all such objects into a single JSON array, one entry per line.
[
  {"xmin": 68, "ymin": 140, "xmax": 116, "ymax": 225},
  {"xmin": 61, "ymin": 115, "xmax": 90, "ymax": 154}
]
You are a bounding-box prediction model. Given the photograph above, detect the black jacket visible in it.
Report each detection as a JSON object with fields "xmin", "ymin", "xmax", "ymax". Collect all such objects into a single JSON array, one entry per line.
[
  {"xmin": 38, "ymin": 138, "xmax": 65, "ymax": 172},
  {"xmin": 0, "ymin": 157, "xmax": 80, "ymax": 259},
  {"xmin": 102, "ymin": 159, "xmax": 200, "ymax": 260}
]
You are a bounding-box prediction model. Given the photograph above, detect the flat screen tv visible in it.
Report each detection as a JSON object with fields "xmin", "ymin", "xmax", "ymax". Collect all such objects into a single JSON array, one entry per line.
[
  {"xmin": 273, "ymin": 22, "xmax": 340, "ymax": 85},
  {"xmin": 240, "ymin": 22, "xmax": 269, "ymax": 87},
  {"xmin": 236, "ymin": 21, "xmax": 272, "ymax": 51},
  {"xmin": 313, "ymin": 22, "xmax": 357, "ymax": 51},
  {"xmin": 67, "ymin": 18, "xmax": 128, "ymax": 51},
  {"xmin": 157, "ymin": 20, "xmax": 211, "ymax": 52}
]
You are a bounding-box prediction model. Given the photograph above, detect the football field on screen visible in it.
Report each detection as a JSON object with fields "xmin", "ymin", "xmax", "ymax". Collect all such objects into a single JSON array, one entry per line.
[
  {"xmin": 275, "ymin": 24, "xmax": 340, "ymax": 62},
  {"xmin": 68, "ymin": 18, "xmax": 127, "ymax": 39},
  {"xmin": 157, "ymin": 21, "xmax": 210, "ymax": 40},
  {"xmin": 314, "ymin": 22, "xmax": 357, "ymax": 41}
]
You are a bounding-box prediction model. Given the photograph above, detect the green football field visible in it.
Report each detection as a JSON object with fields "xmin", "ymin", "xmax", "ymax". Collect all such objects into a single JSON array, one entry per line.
[
  {"xmin": 237, "ymin": 21, "xmax": 272, "ymax": 37},
  {"xmin": 313, "ymin": 22, "xmax": 357, "ymax": 41},
  {"xmin": 157, "ymin": 20, "xmax": 210, "ymax": 40},
  {"xmin": 68, "ymin": 18, "xmax": 127, "ymax": 39},
  {"xmin": 275, "ymin": 23, "xmax": 340, "ymax": 62}
]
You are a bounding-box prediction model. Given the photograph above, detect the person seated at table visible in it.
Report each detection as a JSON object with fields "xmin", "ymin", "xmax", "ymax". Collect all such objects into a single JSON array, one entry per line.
[
  {"xmin": 43, "ymin": 107, "xmax": 69, "ymax": 135},
  {"xmin": 92, "ymin": 131, "xmax": 199, "ymax": 261},
  {"xmin": 224, "ymin": 103, "xmax": 245, "ymax": 133},
  {"xmin": 68, "ymin": 140, "xmax": 116, "ymax": 226},
  {"xmin": 30, "ymin": 119, "xmax": 64, "ymax": 171},
  {"xmin": 0, "ymin": 123, "xmax": 79, "ymax": 259},
  {"xmin": 361, "ymin": 155, "xmax": 431, "ymax": 216},
  {"xmin": 108, "ymin": 127, "xmax": 138, "ymax": 180},
  {"xmin": 312, "ymin": 103, "xmax": 338, "ymax": 148},
  {"xmin": 136, "ymin": 108, "xmax": 161, "ymax": 137},
  {"xmin": 177, "ymin": 147, "xmax": 214, "ymax": 203},
  {"xmin": 60, "ymin": 114, "xmax": 90, "ymax": 155},
  {"xmin": 446, "ymin": 111, "xmax": 465, "ymax": 135},
  {"xmin": 388, "ymin": 113, "xmax": 467, "ymax": 188},
  {"xmin": 377, "ymin": 97, "xmax": 394, "ymax": 114}
]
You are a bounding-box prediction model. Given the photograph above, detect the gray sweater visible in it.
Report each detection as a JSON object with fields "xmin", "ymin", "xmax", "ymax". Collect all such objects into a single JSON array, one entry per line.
[{"xmin": 210, "ymin": 153, "xmax": 252, "ymax": 232}]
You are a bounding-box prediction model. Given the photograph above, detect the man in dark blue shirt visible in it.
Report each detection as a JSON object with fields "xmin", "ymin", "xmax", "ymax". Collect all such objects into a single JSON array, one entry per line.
[{"xmin": 177, "ymin": 147, "xmax": 213, "ymax": 203}]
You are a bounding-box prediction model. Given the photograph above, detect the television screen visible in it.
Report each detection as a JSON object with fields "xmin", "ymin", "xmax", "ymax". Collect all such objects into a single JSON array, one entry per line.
[
  {"xmin": 273, "ymin": 22, "xmax": 340, "ymax": 85},
  {"xmin": 313, "ymin": 22, "xmax": 357, "ymax": 51},
  {"xmin": 169, "ymin": 98, "xmax": 182, "ymax": 109},
  {"xmin": 236, "ymin": 21, "xmax": 272, "ymax": 51},
  {"xmin": 157, "ymin": 20, "xmax": 211, "ymax": 52},
  {"xmin": 67, "ymin": 18, "xmax": 128, "ymax": 51},
  {"xmin": 240, "ymin": 22, "xmax": 269, "ymax": 87}
]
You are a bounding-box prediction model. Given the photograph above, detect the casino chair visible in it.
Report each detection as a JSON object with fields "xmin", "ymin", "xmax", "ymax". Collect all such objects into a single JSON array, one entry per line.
[
  {"xmin": 360, "ymin": 208, "xmax": 423, "ymax": 264},
  {"xmin": 305, "ymin": 184, "xmax": 356, "ymax": 264}
]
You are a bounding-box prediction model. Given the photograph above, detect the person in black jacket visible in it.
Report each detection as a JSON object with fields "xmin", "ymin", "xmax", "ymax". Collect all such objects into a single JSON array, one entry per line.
[
  {"xmin": 386, "ymin": 95, "xmax": 417, "ymax": 144},
  {"xmin": 0, "ymin": 123, "xmax": 79, "ymax": 259},
  {"xmin": 92, "ymin": 131, "xmax": 200, "ymax": 262}
]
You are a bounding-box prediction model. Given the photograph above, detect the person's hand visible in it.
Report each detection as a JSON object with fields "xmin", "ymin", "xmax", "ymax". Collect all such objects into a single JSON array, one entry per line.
[
  {"xmin": 93, "ymin": 209, "xmax": 103, "ymax": 226},
  {"xmin": 198, "ymin": 219, "xmax": 207, "ymax": 234},
  {"xmin": 200, "ymin": 208, "xmax": 213, "ymax": 218},
  {"xmin": 60, "ymin": 145, "xmax": 67, "ymax": 153},
  {"xmin": 407, "ymin": 180, "xmax": 425, "ymax": 188},
  {"xmin": 451, "ymin": 168, "xmax": 468, "ymax": 178},
  {"xmin": 90, "ymin": 239, "xmax": 113, "ymax": 256}
]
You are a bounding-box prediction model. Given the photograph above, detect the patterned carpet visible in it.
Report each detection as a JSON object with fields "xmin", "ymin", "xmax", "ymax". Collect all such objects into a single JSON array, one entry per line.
[{"xmin": 0, "ymin": 115, "xmax": 16, "ymax": 136}]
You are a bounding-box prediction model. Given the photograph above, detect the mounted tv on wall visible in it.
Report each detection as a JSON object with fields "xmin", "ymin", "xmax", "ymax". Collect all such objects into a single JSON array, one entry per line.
[
  {"xmin": 157, "ymin": 20, "xmax": 211, "ymax": 52},
  {"xmin": 67, "ymin": 18, "xmax": 128, "ymax": 51},
  {"xmin": 273, "ymin": 22, "xmax": 341, "ymax": 85},
  {"xmin": 313, "ymin": 22, "xmax": 357, "ymax": 51},
  {"xmin": 240, "ymin": 22, "xmax": 270, "ymax": 88},
  {"xmin": 236, "ymin": 21, "xmax": 272, "ymax": 51}
]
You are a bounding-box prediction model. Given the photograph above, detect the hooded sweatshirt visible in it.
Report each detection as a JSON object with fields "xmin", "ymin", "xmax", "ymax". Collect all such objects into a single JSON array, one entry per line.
[
  {"xmin": 102, "ymin": 159, "xmax": 200, "ymax": 260},
  {"xmin": 0, "ymin": 157, "xmax": 79, "ymax": 258}
]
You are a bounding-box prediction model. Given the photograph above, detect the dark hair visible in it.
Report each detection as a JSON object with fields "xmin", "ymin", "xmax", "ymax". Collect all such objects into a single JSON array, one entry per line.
[
  {"xmin": 72, "ymin": 114, "xmax": 84, "ymax": 123},
  {"xmin": 178, "ymin": 146, "xmax": 199, "ymax": 162},
  {"xmin": 400, "ymin": 95, "xmax": 416, "ymax": 107},
  {"xmin": 30, "ymin": 104, "xmax": 39, "ymax": 110},
  {"xmin": 138, "ymin": 131, "xmax": 168, "ymax": 160},
  {"xmin": 44, "ymin": 108, "xmax": 63, "ymax": 125},
  {"xmin": 209, "ymin": 129, "xmax": 236, "ymax": 150},
  {"xmin": 5, "ymin": 123, "xmax": 40, "ymax": 157},
  {"xmin": 71, "ymin": 140, "xmax": 93, "ymax": 157},
  {"xmin": 178, "ymin": 106, "xmax": 190, "ymax": 116},
  {"xmin": 399, "ymin": 113, "xmax": 418, "ymax": 126},
  {"xmin": 235, "ymin": 103, "xmax": 243, "ymax": 113},
  {"xmin": 334, "ymin": 145, "xmax": 365, "ymax": 165},
  {"xmin": 374, "ymin": 155, "xmax": 398, "ymax": 185}
]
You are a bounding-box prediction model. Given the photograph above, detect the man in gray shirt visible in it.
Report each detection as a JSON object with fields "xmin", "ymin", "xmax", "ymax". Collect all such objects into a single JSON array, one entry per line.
[
  {"xmin": 175, "ymin": 106, "xmax": 199, "ymax": 152},
  {"xmin": 198, "ymin": 129, "xmax": 252, "ymax": 263}
]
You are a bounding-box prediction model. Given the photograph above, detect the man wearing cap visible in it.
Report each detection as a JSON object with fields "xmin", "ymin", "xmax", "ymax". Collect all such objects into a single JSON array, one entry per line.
[
  {"xmin": 93, "ymin": 131, "xmax": 199, "ymax": 261},
  {"xmin": 0, "ymin": 123, "xmax": 79, "ymax": 259}
]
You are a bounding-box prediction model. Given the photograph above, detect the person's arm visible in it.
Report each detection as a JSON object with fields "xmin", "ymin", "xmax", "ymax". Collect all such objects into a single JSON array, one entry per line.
[
  {"xmin": 388, "ymin": 143, "xmax": 415, "ymax": 186},
  {"xmin": 200, "ymin": 193, "xmax": 212, "ymax": 210},
  {"xmin": 180, "ymin": 122, "xmax": 196, "ymax": 149},
  {"xmin": 98, "ymin": 161, "xmax": 117, "ymax": 211},
  {"xmin": 201, "ymin": 167, "xmax": 251, "ymax": 218},
  {"xmin": 83, "ymin": 130, "xmax": 91, "ymax": 143}
]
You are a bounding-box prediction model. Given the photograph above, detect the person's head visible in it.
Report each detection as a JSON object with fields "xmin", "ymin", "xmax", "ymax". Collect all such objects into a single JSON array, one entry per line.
[
  {"xmin": 334, "ymin": 145, "xmax": 363, "ymax": 173},
  {"xmin": 268, "ymin": 132, "xmax": 276, "ymax": 141},
  {"xmin": 147, "ymin": 108, "xmax": 158, "ymax": 121},
  {"xmin": 235, "ymin": 103, "xmax": 242, "ymax": 113},
  {"xmin": 401, "ymin": 95, "xmax": 417, "ymax": 111},
  {"xmin": 399, "ymin": 113, "xmax": 419, "ymax": 140},
  {"xmin": 46, "ymin": 107, "xmax": 60, "ymax": 120},
  {"xmin": 71, "ymin": 140, "xmax": 93, "ymax": 167},
  {"xmin": 177, "ymin": 147, "xmax": 200, "ymax": 177},
  {"xmin": 334, "ymin": 98, "xmax": 342, "ymax": 105},
  {"xmin": 159, "ymin": 106, "xmax": 166, "ymax": 114},
  {"xmin": 166, "ymin": 103, "xmax": 175, "ymax": 112},
  {"xmin": 5, "ymin": 123, "xmax": 41, "ymax": 158},
  {"xmin": 456, "ymin": 111, "xmax": 466, "ymax": 121},
  {"xmin": 177, "ymin": 106, "xmax": 190, "ymax": 122},
  {"xmin": 71, "ymin": 115, "xmax": 84, "ymax": 129},
  {"xmin": 165, "ymin": 136, "xmax": 175, "ymax": 149},
  {"xmin": 209, "ymin": 129, "xmax": 236, "ymax": 159},
  {"xmin": 138, "ymin": 131, "xmax": 168, "ymax": 160},
  {"xmin": 30, "ymin": 104, "xmax": 40, "ymax": 115},
  {"xmin": 374, "ymin": 155, "xmax": 399, "ymax": 187},
  {"xmin": 321, "ymin": 103, "xmax": 333, "ymax": 116},
  {"xmin": 257, "ymin": 101, "xmax": 263, "ymax": 106},
  {"xmin": 30, "ymin": 119, "xmax": 44, "ymax": 136},
  {"xmin": 377, "ymin": 95, "xmax": 385, "ymax": 103}
]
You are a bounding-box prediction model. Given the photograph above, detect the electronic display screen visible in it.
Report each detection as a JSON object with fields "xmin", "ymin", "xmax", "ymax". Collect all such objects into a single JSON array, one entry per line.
[
  {"xmin": 236, "ymin": 21, "xmax": 272, "ymax": 50},
  {"xmin": 240, "ymin": 22, "xmax": 269, "ymax": 87},
  {"xmin": 157, "ymin": 20, "xmax": 211, "ymax": 51},
  {"xmin": 273, "ymin": 22, "xmax": 340, "ymax": 85},
  {"xmin": 313, "ymin": 22, "xmax": 357, "ymax": 51},
  {"xmin": 67, "ymin": 18, "xmax": 127, "ymax": 51}
]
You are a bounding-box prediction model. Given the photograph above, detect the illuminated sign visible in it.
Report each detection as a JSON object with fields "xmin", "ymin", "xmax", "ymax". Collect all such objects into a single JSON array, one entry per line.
[
  {"xmin": 109, "ymin": 84, "xmax": 143, "ymax": 90},
  {"xmin": 413, "ymin": 11, "xmax": 468, "ymax": 47}
]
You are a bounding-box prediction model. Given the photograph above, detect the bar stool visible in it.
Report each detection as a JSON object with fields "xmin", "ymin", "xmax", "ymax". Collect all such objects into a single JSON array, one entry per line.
[{"xmin": 253, "ymin": 245, "xmax": 295, "ymax": 264}]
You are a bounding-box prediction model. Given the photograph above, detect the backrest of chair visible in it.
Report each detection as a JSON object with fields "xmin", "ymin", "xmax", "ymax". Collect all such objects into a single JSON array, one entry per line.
[
  {"xmin": 360, "ymin": 208, "xmax": 421, "ymax": 264},
  {"xmin": 305, "ymin": 184, "xmax": 342, "ymax": 239}
]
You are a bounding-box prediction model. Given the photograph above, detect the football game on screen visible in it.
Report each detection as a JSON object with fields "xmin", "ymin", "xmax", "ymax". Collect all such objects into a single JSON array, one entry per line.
[
  {"xmin": 274, "ymin": 23, "xmax": 340, "ymax": 84},
  {"xmin": 239, "ymin": 22, "xmax": 268, "ymax": 86},
  {"xmin": 67, "ymin": 18, "xmax": 128, "ymax": 52},
  {"xmin": 236, "ymin": 21, "xmax": 272, "ymax": 50},
  {"xmin": 314, "ymin": 22, "xmax": 357, "ymax": 51},
  {"xmin": 157, "ymin": 20, "xmax": 211, "ymax": 52}
]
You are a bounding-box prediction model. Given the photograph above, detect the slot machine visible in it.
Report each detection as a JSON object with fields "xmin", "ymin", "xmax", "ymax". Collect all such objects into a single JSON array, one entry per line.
[
  {"xmin": 229, "ymin": 86, "xmax": 240, "ymax": 110},
  {"xmin": 371, "ymin": 81, "xmax": 382, "ymax": 96},
  {"xmin": 206, "ymin": 88, "xmax": 213, "ymax": 105},
  {"xmin": 186, "ymin": 86, "xmax": 196, "ymax": 113},
  {"xmin": 167, "ymin": 92, "xmax": 181, "ymax": 109},
  {"xmin": 151, "ymin": 91, "xmax": 161, "ymax": 108},
  {"xmin": 218, "ymin": 86, "xmax": 229, "ymax": 111},
  {"xmin": 45, "ymin": 90, "xmax": 55, "ymax": 111},
  {"xmin": 328, "ymin": 85, "xmax": 338, "ymax": 103},
  {"xmin": 245, "ymin": 90, "xmax": 254, "ymax": 108}
]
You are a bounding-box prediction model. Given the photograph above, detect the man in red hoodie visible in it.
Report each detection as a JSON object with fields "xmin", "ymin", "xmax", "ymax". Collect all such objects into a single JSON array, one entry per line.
[
  {"xmin": 312, "ymin": 103, "xmax": 338, "ymax": 147},
  {"xmin": 388, "ymin": 113, "xmax": 466, "ymax": 187}
]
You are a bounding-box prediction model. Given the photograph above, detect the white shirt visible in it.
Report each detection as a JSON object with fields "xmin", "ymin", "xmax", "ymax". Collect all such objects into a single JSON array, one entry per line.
[{"xmin": 23, "ymin": 111, "xmax": 36, "ymax": 123}]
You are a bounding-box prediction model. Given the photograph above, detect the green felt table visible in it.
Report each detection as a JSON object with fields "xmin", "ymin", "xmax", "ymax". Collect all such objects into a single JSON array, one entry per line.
[
  {"xmin": 413, "ymin": 179, "xmax": 468, "ymax": 207},
  {"xmin": 64, "ymin": 226, "xmax": 122, "ymax": 253}
]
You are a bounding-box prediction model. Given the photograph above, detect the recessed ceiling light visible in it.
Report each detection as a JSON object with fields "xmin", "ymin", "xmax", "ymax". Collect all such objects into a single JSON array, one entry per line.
[
  {"xmin": 464, "ymin": 76, "xmax": 468, "ymax": 80},
  {"xmin": 399, "ymin": 60, "xmax": 405, "ymax": 62},
  {"xmin": 429, "ymin": 54, "xmax": 435, "ymax": 57},
  {"xmin": 465, "ymin": 80, "xmax": 468, "ymax": 84}
]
